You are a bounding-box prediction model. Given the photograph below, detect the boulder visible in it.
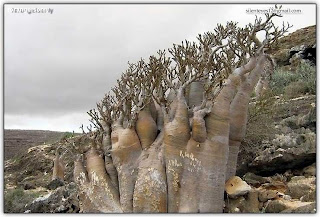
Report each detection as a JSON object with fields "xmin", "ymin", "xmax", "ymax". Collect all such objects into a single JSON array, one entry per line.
[
  {"xmin": 224, "ymin": 190, "xmax": 260, "ymax": 213},
  {"xmin": 249, "ymin": 130, "xmax": 316, "ymax": 175},
  {"xmin": 300, "ymin": 189, "xmax": 316, "ymax": 202},
  {"xmin": 23, "ymin": 182, "xmax": 36, "ymax": 190},
  {"xmin": 265, "ymin": 200, "xmax": 288, "ymax": 213},
  {"xmin": 265, "ymin": 199, "xmax": 315, "ymax": 213},
  {"xmin": 243, "ymin": 190, "xmax": 260, "ymax": 213},
  {"xmin": 46, "ymin": 178, "xmax": 64, "ymax": 190},
  {"xmin": 243, "ymin": 172, "xmax": 269, "ymax": 187},
  {"xmin": 25, "ymin": 182, "xmax": 79, "ymax": 213},
  {"xmin": 260, "ymin": 181, "xmax": 287, "ymax": 193},
  {"xmin": 238, "ymin": 94, "xmax": 316, "ymax": 177},
  {"xmin": 281, "ymin": 202, "xmax": 316, "ymax": 213},
  {"xmin": 283, "ymin": 195, "xmax": 292, "ymax": 201},
  {"xmin": 289, "ymin": 45, "xmax": 316, "ymax": 66},
  {"xmin": 302, "ymin": 163, "xmax": 316, "ymax": 177},
  {"xmin": 225, "ymin": 176, "xmax": 251, "ymax": 199},
  {"xmin": 286, "ymin": 176, "xmax": 315, "ymax": 199},
  {"xmin": 225, "ymin": 196, "xmax": 246, "ymax": 213},
  {"xmin": 274, "ymin": 48, "xmax": 291, "ymax": 66},
  {"xmin": 258, "ymin": 190, "xmax": 278, "ymax": 202}
]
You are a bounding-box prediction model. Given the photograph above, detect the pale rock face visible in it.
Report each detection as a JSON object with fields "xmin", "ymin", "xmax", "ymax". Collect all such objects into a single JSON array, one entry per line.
[
  {"xmin": 258, "ymin": 189, "xmax": 278, "ymax": 202},
  {"xmin": 302, "ymin": 163, "xmax": 316, "ymax": 177},
  {"xmin": 285, "ymin": 176, "xmax": 315, "ymax": 199},
  {"xmin": 265, "ymin": 199, "xmax": 315, "ymax": 213},
  {"xmin": 225, "ymin": 176, "xmax": 251, "ymax": 199}
]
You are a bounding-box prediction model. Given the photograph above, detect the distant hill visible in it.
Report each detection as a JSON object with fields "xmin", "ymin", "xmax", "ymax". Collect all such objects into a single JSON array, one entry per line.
[{"xmin": 4, "ymin": 130, "xmax": 66, "ymax": 160}]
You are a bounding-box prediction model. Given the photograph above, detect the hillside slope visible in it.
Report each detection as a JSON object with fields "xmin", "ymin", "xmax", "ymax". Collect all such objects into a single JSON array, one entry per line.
[{"xmin": 4, "ymin": 130, "xmax": 66, "ymax": 160}]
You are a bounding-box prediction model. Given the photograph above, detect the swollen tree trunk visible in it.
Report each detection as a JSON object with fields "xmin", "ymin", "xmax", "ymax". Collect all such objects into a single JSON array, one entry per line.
[
  {"xmin": 52, "ymin": 151, "xmax": 64, "ymax": 181},
  {"xmin": 73, "ymin": 149, "xmax": 122, "ymax": 213},
  {"xmin": 72, "ymin": 13, "xmax": 285, "ymax": 210},
  {"xmin": 72, "ymin": 57, "xmax": 262, "ymax": 213},
  {"xmin": 74, "ymin": 157, "xmax": 99, "ymax": 213},
  {"xmin": 101, "ymin": 121, "xmax": 119, "ymax": 191},
  {"xmin": 163, "ymin": 87, "xmax": 191, "ymax": 212},
  {"xmin": 111, "ymin": 120, "xmax": 142, "ymax": 212},
  {"xmin": 178, "ymin": 107, "xmax": 208, "ymax": 212},
  {"xmin": 135, "ymin": 103, "xmax": 158, "ymax": 150},
  {"xmin": 199, "ymin": 57, "xmax": 258, "ymax": 212},
  {"xmin": 133, "ymin": 132, "xmax": 167, "ymax": 213},
  {"xmin": 227, "ymin": 55, "xmax": 270, "ymax": 179}
]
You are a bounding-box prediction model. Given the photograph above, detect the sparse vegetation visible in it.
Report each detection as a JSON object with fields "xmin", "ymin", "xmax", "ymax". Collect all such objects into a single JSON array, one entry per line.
[
  {"xmin": 4, "ymin": 187, "xmax": 40, "ymax": 213},
  {"xmin": 245, "ymin": 90, "xmax": 279, "ymax": 151},
  {"xmin": 270, "ymin": 62, "xmax": 316, "ymax": 97},
  {"xmin": 297, "ymin": 62, "xmax": 316, "ymax": 94},
  {"xmin": 60, "ymin": 131, "xmax": 74, "ymax": 140},
  {"xmin": 284, "ymin": 80, "xmax": 309, "ymax": 99}
]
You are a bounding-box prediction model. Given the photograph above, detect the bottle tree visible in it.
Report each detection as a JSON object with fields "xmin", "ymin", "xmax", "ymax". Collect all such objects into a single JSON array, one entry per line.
[{"xmin": 70, "ymin": 13, "xmax": 290, "ymax": 213}]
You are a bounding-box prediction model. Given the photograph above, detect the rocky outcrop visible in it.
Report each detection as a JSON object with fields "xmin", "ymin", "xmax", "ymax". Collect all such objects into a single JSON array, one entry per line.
[
  {"xmin": 243, "ymin": 172, "xmax": 270, "ymax": 187},
  {"xmin": 224, "ymin": 163, "xmax": 316, "ymax": 213},
  {"xmin": 270, "ymin": 25, "xmax": 315, "ymax": 69},
  {"xmin": 286, "ymin": 176, "xmax": 316, "ymax": 200},
  {"xmin": 46, "ymin": 178, "xmax": 64, "ymax": 190},
  {"xmin": 274, "ymin": 44, "xmax": 316, "ymax": 69},
  {"xmin": 25, "ymin": 183, "xmax": 79, "ymax": 213},
  {"xmin": 224, "ymin": 189, "xmax": 260, "ymax": 213},
  {"xmin": 249, "ymin": 128, "xmax": 315, "ymax": 175},
  {"xmin": 265, "ymin": 200, "xmax": 315, "ymax": 213},
  {"xmin": 238, "ymin": 96, "xmax": 316, "ymax": 176},
  {"xmin": 225, "ymin": 176, "xmax": 251, "ymax": 199}
]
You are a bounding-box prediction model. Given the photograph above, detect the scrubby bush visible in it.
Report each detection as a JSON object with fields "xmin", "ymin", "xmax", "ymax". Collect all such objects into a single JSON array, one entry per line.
[
  {"xmin": 297, "ymin": 62, "xmax": 316, "ymax": 94},
  {"xmin": 284, "ymin": 80, "xmax": 309, "ymax": 99},
  {"xmin": 247, "ymin": 89, "xmax": 278, "ymax": 142},
  {"xmin": 4, "ymin": 187, "xmax": 40, "ymax": 213},
  {"xmin": 270, "ymin": 62, "xmax": 316, "ymax": 96},
  {"xmin": 60, "ymin": 132, "xmax": 74, "ymax": 140}
]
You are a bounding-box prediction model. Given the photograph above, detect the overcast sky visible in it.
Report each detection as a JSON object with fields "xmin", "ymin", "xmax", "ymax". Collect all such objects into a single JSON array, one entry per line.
[{"xmin": 4, "ymin": 4, "xmax": 316, "ymax": 132}]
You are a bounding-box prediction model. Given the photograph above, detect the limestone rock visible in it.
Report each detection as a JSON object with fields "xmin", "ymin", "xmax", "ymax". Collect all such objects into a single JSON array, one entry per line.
[
  {"xmin": 302, "ymin": 163, "xmax": 316, "ymax": 177},
  {"xmin": 300, "ymin": 189, "xmax": 316, "ymax": 202},
  {"xmin": 225, "ymin": 190, "xmax": 260, "ymax": 213},
  {"xmin": 266, "ymin": 199, "xmax": 315, "ymax": 213},
  {"xmin": 249, "ymin": 130, "xmax": 316, "ymax": 175},
  {"xmin": 225, "ymin": 196, "xmax": 246, "ymax": 213},
  {"xmin": 46, "ymin": 178, "xmax": 64, "ymax": 190},
  {"xmin": 243, "ymin": 190, "xmax": 260, "ymax": 213},
  {"xmin": 23, "ymin": 182, "xmax": 36, "ymax": 190},
  {"xmin": 225, "ymin": 176, "xmax": 251, "ymax": 199},
  {"xmin": 243, "ymin": 172, "xmax": 269, "ymax": 187},
  {"xmin": 286, "ymin": 176, "xmax": 315, "ymax": 199},
  {"xmin": 281, "ymin": 202, "xmax": 316, "ymax": 213},
  {"xmin": 258, "ymin": 190, "xmax": 278, "ymax": 202},
  {"xmin": 265, "ymin": 200, "xmax": 288, "ymax": 213},
  {"xmin": 260, "ymin": 181, "xmax": 287, "ymax": 193},
  {"xmin": 283, "ymin": 195, "xmax": 292, "ymax": 201},
  {"xmin": 25, "ymin": 182, "xmax": 79, "ymax": 213}
]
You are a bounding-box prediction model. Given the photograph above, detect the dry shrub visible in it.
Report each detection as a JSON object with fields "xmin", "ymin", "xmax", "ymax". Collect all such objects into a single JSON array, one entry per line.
[
  {"xmin": 270, "ymin": 62, "xmax": 316, "ymax": 96},
  {"xmin": 4, "ymin": 187, "xmax": 40, "ymax": 213},
  {"xmin": 284, "ymin": 81, "xmax": 309, "ymax": 99}
]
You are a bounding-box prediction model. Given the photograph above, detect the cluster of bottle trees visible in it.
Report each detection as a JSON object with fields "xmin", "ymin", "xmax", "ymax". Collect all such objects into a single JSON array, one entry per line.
[{"xmin": 53, "ymin": 12, "xmax": 290, "ymax": 213}]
